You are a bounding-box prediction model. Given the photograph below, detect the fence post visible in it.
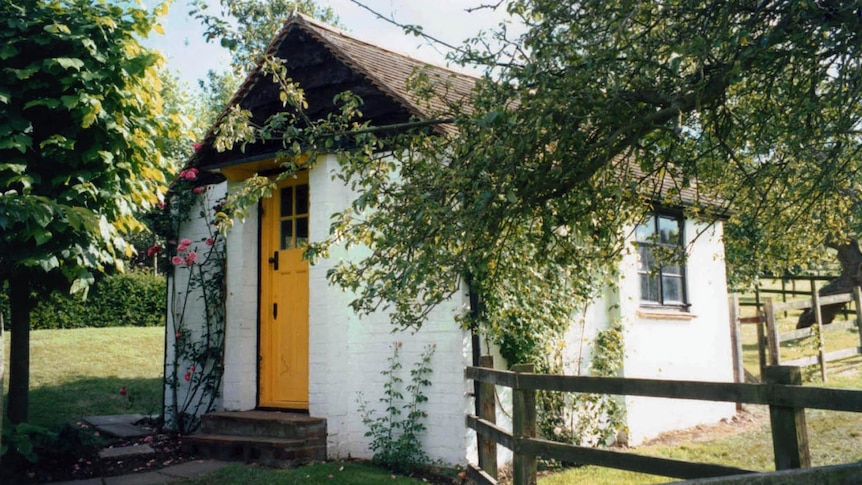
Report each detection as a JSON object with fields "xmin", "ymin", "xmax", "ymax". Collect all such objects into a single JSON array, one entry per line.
[
  {"xmin": 764, "ymin": 297, "xmax": 781, "ymax": 366},
  {"xmin": 811, "ymin": 290, "xmax": 827, "ymax": 383},
  {"xmin": 765, "ymin": 366, "xmax": 811, "ymax": 470},
  {"xmin": 478, "ymin": 355, "xmax": 497, "ymax": 479},
  {"xmin": 854, "ymin": 286, "xmax": 862, "ymax": 353},
  {"xmin": 728, "ymin": 295, "xmax": 745, "ymax": 400},
  {"xmin": 512, "ymin": 363, "xmax": 536, "ymax": 485}
]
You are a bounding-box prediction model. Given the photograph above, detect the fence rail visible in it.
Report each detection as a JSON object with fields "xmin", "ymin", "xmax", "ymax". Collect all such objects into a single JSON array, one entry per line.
[
  {"xmin": 466, "ymin": 359, "xmax": 862, "ymax": 485},
  {"xmin": 735, "ymin": 286, "xmax": 862, "ymax": 382}
]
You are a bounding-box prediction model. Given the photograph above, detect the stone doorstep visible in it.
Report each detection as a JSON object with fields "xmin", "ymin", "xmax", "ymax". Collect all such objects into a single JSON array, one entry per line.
[
  {"xmin": 82, "ymin": 414, "xmax": 146, "ymax": 427},
  {"xmin": 82, "ymin": 414, "xmax": 155, "ymax": 439},
  {"xmin": 98, "ymin": 443, "xmax": 156, "ymax": 459}
]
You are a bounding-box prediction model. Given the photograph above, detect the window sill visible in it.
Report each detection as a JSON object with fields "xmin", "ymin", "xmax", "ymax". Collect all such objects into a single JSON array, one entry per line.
[{"xmin": 637, "ymin": 307, "xmax": 697, "ymax": 321}]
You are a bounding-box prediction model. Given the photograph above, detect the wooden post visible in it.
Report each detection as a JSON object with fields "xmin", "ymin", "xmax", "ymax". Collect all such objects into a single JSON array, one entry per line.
[
  {"xmin": 728, "ymin": 295, "xmax": 745, "ymax": 400},
  {"xmin": 812, "ymin": 290, "xmax": 827, "ymax": 383},
  {"xmin": 781, "ymin": 279, "xmax": 788, "ymax": 318},
  {"xmin": 853, "ymin": 286, "xmax": 862, "ymax": 354},
  {"xmin": 512, "ymin": 363, "xmax": 537, "ymax": 485},
  {"xmin": 765, "ymin": 366, "xmax": 811, "ymax": 470},
  {"xmin": 478, "ymin": 355, "xmax": 497, "ymax": 479},
  {"xmin": 764, "ymin": 297, "xmax": 781, "ymax": 366}
]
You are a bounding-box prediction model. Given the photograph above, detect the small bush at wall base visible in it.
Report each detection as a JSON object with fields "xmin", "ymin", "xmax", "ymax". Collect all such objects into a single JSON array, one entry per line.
[
  {"xmin": 358, "ymin": 343, "xmax": 435, "ymax": 475},
  {"xmin": 0, "ymin": 271, "xmax": 166, "ymax": 330}
]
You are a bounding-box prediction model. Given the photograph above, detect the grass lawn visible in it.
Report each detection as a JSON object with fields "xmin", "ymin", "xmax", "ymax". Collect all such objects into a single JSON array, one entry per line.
[{"xmin": 2, "ymin": 326, "xmax": 165, "ymax": 429}]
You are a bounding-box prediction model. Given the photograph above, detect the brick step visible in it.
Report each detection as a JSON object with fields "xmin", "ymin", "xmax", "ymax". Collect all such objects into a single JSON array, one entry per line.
[
  {"xmin": 200, "ymin": 411, "xmax": 326, "ymax": 442},
  {"xmin": 184, "ymin": 433, "xmax": 326, "ymax": 467}
]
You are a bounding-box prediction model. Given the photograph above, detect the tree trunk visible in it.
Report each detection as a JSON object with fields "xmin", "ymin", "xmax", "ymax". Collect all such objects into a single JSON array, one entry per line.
[
  {"xmin": 7, "ymin": 274, "xmax": 31, "ymax": 424},
  {"xmin": 797, "ymin": 241, "xmax": 862, "ymax": 329},
  {"xmin": 1, "ymin": 311, "xmax": 5, "ymax": 470}
]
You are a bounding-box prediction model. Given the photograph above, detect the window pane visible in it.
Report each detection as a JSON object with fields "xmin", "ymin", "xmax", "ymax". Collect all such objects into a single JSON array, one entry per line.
[
  {"xmin": 663, "ymin": 263, "xmax": 682, "ymax": 276},
  {"xmin": 296, "ymin": 217, "xmax": 308, "ymax": 247},
  {"xmin": 638, "ymin": 246, "xmax": 654, "ymax": 273},
  {"xmin": 641, "ymin": 274, "xmax": 660, "ymax": 302},
  {"xmin": 662, "ymin": 275, "xmax": 683, "ymax": 303},
  {"xmin": 658, "ymin": 216, "xmax": 680, "ymax": 245},
  {"xmin": 280, "ymin": 187, "xmax": 293, "ymax": 217},
  {"xmin": 280, "ymin": 220, "xmax": 292, "ymax": 250},
  {"xmin": 295, "ymin": 184, "xmax": 309, "ymax": 215},
  {"xmin": 636, "ymin": 218, "xmax": 655, "ymax": 242}
]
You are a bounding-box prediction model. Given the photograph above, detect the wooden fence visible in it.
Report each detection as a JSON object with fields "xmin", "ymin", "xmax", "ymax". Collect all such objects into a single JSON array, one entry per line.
[
  {"xmin": 730, "ymin": 287, "xmax": 862, "ymax": 383},
  {"xmin": 466, "ymin": 358, "xmax": 862, "ymax": 485},
  {"xmin": 741, "ymin": 275, "xmax": 853, "ymax": 321}
]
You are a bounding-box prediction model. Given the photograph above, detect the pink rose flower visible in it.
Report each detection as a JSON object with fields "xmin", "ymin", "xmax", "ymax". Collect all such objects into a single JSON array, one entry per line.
[
  {"xmin": 179, "ymin": 168, "xmax": 199, "ymax": 181},
  {"xmin": 184, "ymin": 371, "xmax": 191, "ymax": 382},
  {"xmin": 146, "ymin": 245, "xmax": 161, "ymax": 257},
  {"xmin": 180, "ymin": 238, "xmax": 192, "ymax": 246},
  {"xmin": 193, "ymin": 187, "xmax": 203, "ymax": 194},
  {"xmin": 205, "ymin": 238, "xmax": 214, "ymax": 246},
  {"xmin": 192, "ymin": 143, "xmax": 202, "ymax": 151},
  {"xmin": 184, "ymin": 251, "xmax": 198, "ymax": 265},
  {"xmin": 171, "ymin": 256, "xmax": 183, "ymax": 266}
]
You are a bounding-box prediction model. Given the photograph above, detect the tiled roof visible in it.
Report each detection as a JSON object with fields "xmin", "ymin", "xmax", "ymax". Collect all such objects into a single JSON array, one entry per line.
[
  {"xmin": 291, "ymin": 14, "xmax": 478, "ymax": 119},
  {"xmin": 189, "ymin": 13, "xmax": 478, "ymax": 169}
]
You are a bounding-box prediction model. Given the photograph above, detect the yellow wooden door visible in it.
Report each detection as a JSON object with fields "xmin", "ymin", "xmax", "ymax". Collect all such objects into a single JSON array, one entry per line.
[{"xmin": 259, "ymin": 172, "xmax": 309, "ymax": 409}]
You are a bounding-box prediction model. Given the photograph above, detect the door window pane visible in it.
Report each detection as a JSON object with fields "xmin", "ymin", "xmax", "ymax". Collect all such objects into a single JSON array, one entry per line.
[
  {"xmin": 280, "ymin": 220, "xmax": 293, "ymax": 250},
  {"xmin": 295, "ymin": 184, "xmax": 309, "ymax": 215},
  {"xmin": 296, "ymin": 217, "xmax": 308, "ymax": 247},
  {"xmin": 280, "ymin": 187, "xmax": 293, "ymax": 217}
]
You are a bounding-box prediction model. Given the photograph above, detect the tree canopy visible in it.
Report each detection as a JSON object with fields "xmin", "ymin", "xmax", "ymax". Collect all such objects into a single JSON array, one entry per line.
[
  {"xmin": 207, "ymin": 1, "xmax": 862, "ymax": 364},
  {"xmin": 0, "ymin": 0, "xmax": 178, "ymax": 423}
]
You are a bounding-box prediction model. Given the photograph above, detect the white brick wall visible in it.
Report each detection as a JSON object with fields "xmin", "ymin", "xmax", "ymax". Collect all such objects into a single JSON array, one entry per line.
[
  {"xmin": 307, "ymin": 154, "xmax": 474, "ymax": 464},
  {"xmin": 221, "ymin": 179, "xmax": 259, "ymax": 412}
]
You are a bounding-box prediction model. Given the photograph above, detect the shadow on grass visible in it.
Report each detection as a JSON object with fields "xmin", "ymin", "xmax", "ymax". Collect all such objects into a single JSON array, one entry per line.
[{"xmin": 6, "ymin": 376, "xmax": 163, "ymax": 430}]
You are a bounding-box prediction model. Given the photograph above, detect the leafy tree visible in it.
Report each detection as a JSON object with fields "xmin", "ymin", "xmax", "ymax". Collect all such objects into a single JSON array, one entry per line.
[
  {"xmin": 191, "ymin": 0, "xmax": 341, "ymax": 74},
  {"xmin": 225, "ymin": 0, "xmax": 862, "ymax": 347},
  {"xmin": 0, "ymin": 0, "xmax": 177, "ymax": 424}
]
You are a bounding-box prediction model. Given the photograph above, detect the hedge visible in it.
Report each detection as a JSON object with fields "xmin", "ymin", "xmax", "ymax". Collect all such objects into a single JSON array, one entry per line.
[{"xmin": 0, "ymin": 271, "xmax": 165, "ymax": 330}]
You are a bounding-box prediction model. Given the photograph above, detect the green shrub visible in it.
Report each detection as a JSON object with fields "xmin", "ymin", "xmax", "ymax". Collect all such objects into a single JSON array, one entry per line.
[{"xmin": 1, "ymin": 271, "xmax": 165, "ymax": 330}]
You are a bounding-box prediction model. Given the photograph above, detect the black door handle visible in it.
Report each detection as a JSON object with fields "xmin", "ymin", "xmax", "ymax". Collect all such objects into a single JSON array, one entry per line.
[
  {"xmin": 273, "ymin": 303, "xmax": 277, "ymax": 319},
  {"xmin": 268, "ymin": 251, "xmax": 279, "ymax": 270}
]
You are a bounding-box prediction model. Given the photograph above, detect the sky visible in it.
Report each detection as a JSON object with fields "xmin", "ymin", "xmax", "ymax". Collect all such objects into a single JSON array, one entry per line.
[{"xmin": 143, "ymin": 0, "xmax": 517, "ymax": 89}]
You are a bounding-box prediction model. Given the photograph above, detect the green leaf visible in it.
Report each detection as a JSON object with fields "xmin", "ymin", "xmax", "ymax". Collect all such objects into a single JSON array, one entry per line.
[
  {"xmin": 33, "ymin": 228, "xmax": 52, "ymax": 246},
  {"xmin": 61, "ymin": 95, "xmax": 79, "ymax": 109},
  {"xmin": 25, "ymin": 98, "xmax": 61, "ymax": 110},
  {"xmin": 8, "ymin": 66, "xmax": 39, "ymax": 80},
  {"xmin": 44, "ymin": 23, "xmax": 71, "ymax": 35},
  {"xmin": 0, "ymin": 88, "xmax": 9, "ymax": 104},
  {"xmin": 52, "ymin": 57, "xmax": 85, "ymax": 71},
  {"xmin": 0, "ymin": 44, "xmax": 18, "ymax": 60}
]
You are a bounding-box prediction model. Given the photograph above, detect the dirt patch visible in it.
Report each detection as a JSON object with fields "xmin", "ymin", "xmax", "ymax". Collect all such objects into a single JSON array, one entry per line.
[{"xmin": 637, "ymin": 405, "xmax": 770, "ymax": 448}]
